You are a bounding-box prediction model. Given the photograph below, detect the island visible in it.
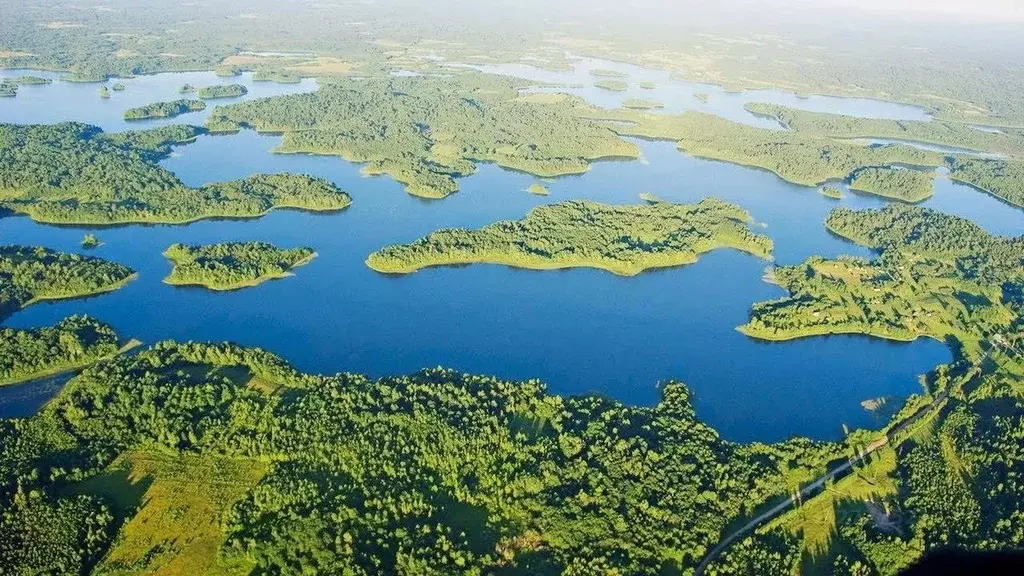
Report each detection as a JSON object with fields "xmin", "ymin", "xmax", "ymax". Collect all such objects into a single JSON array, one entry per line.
[
  {"xmin": 0, "ymin": 316, "xmax": 123, "ymax": 386},
  {"xmin": 206, "ymin": 74, "xmax": 640, "ymax": 198},
  {"xmin": 590, "ymin": 69, "xmax": 627, "ymax": 78},
  {"xmin": 639, "ymin": 81, "xmax": 656, "ymax": 89},
  {"xmin": 819, "ymin": 185, "xmax": 844, "ymax": 199},
  {"xmin": 622, "ymin": 98, "xmax": 664, "ymax": 110},
  {"xmin": 594, "ymin": 79, "xmax": 628, "ymax": 92},
  {"xmin": 253, "ymin": 69, "xmax": 301, "ymax": 83},
  {"xmin": 179, "ymin": 83, "xmax": 196, "ymax": 93},
  {"xmin": 0, "ymin": 81, "xmax": 15, "ymax": 97},
  {"xmin": 848, "ymin": 166, "xmax": 934, "ymax": 202},
  {"xmin": 526, "ymin": 183, "xmax": 549, "ymax": 195},
  {"xmin": 163, "ymin": 242, "xmax": 317, "ymax": 290},
  {"xmin": 197, "ymin": 83, "xmax": 248, "ymax": 99},
  {"xmin": 638, "ymin": 192, "xmax": 662, "ymax": 203},
  {"xmin": 124, "ymin": 99, "xmax": 206, "ymax": 120},
  {"xmin": 98, "ymin": 86, "xmax": 110, "ymax": 99},
  {"xmin": 80, "ymin": 234, "xmax": 101, "ymax": 249},
  {"xmin": 0, "ymin": 122, "xmax": 352, "ymax": 225},
  {"xmin": 112, "ymin": 82, "xmax": 125, "ymax": 91},
  {"xmin": 694, "ymin": 92, "xmax": 710, "ymax": 103},
  {"xmin": 366, "ymin": 197, "xmax": 773, "ymax": 275},
  {"xmin": 0, "ymin": 244, "xmax": 135, "ymax": 321},
  {"xmin": 740, "ymin": 204, "xmax": 1021, "ymax": 353}
]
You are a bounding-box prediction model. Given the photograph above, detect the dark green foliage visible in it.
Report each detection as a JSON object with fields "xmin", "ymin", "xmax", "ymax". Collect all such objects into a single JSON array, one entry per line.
[
  {"xmin": 0, "ymin": 316, "xmax": 120, "ymax": 386},
  {"xmin": 123, "ymin": 99, "xmax": 206, "ymax": 120},
  {"xmin": 163, "ymin": 241, "xmax": 315, "ymax": 290},
  {"xmin": 368, "ymin": 197, "xmax": 773, "ymax": 275},
  {"xmin": 80, "ymin": 234, "xmax": 100, "ymax": 249},
  {"xmin": 196, "ymin": 83, "xmax": 248, "ymax": 99},
  {"xmin": 207, "ymin": 74, "xmax": 639, "ymax": 198},
  {"xmin": 0, "ymin": 245, "xmax": 135, "ymax": 321},
  {"xmin": 0, "ymin": 122, "xmax": 351, "ymax": 224},
  {"xmin": 0, "ymin": 491, "xmax": 114, "ymax": 574}
]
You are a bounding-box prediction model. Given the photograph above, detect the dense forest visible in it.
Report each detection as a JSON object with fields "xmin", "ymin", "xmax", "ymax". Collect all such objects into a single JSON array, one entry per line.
[
  {"xmin": 0, "ymin": 123, "xmax": 352, "ymax": 224},
  {"xmin": 123, "ymin": 99, "xmax": 207, "ymax": 121},
  {"xmin": 848, "ymin": 167, "xmax": 935, "ymax": 203},
  {"xmin": 197, "ymin": 84, "xmax": 248, "ymax": 99},
  {"xmin": 367, "ymin": 198, "xmax": 773, "ymax": 275},
  {"xmin": 946, "ymin": 157, "xmax": 1024, "ymax": 208},
  {"xmin": 0, "ymin": 245, "xmax": 135, "ymax": 322},
  {"xmin": 604, "ymin": 110, "xmax": 948, "ymax": 190},
  {"xmin": 163, "ymin": 242, "xmax": 316, "ymax": 290},
  {"xmin": 206, "ymin": 74, "xmax": 639, "ymax": 198},
  {"xmin": 0, "ymin": 316, "xmax": 121, "ymax": 386}
]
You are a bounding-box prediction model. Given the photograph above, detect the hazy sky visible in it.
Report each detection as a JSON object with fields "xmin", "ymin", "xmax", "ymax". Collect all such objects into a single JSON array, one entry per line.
[{"xmin": 801, "ymin": 0, "xmax": 1023, "ymax": 20}]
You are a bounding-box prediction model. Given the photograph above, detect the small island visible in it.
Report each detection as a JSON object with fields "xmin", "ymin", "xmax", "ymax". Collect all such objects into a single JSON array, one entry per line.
[
  {"xmin": 366, "ymin": 197, "xmax": 773, "ymax": 276},
  {"xmin": 638, "ymin": 192, "xmax": 662, "ymax": 203},
  {"xmin": 197, "ymin": 84, "xmax": 248, "ymax": 99},
  {"xmin": 98, "ymin": 86, "xmax": 110, "ymax": 99},
  {"xmin": 848, "ymin": 166, "xmax": 934, "ymax": 202},
  {"xmin": 253, "ymin": 70, "xmax": 301, "ymax": 84},
  {"xmin": 590, "ymin": 69, "xmax": 627, "ymax": 78},
  {"xmin": 623, "ymin": 98, "xmax": 664, "ymax": 110},
  {"xmin": 594, "ymin": 79, "xmax": 628, "ymax": 92},
  {"xmin": 819, "ymin": 185, "xmax": 844, "ymax": 199},
  {"xmin": 124, "ymin": 99, "xmax": 206, "ymax": 120},
  {"xmin": 163, "ymin": 241, "xmax": 317, "ymax": 291},
  {"xmin": 0, "ymin": 81, "xmax": 15, "ymax": 97},
  {"xmin": 112, "ymin": 82, "xmax": 125, "ymax": 91},
  {"xmin": 81, "ymin": 233, "xmax": 101, "ymax": 248},
  {"xmin": 694, "ymin": 92, "xmax": 710, "ymax": 103},
  {"xmin": 14, "ymin": 76, "xmax": 52, "ymax": 85},
  {"xmin": 526, "ymin": 183, "xmax": 549, "ymax": 195},
  {"xmin": 639, "ymin": 81, "xmax": 656, "ymax": 90},
  {"xmin": 180, "ymin": 83, "xmax": 196, "ymax": 94}
]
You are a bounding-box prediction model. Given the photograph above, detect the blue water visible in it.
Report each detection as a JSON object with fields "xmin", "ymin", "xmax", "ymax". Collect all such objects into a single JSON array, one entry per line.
[{"xmin": 3, "ymin": 66, "xmax": 1019, "ymax": 442}]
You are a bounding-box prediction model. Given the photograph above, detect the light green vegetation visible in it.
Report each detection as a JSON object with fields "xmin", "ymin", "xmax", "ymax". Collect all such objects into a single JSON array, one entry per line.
[
  {"xmin": 111, "ymin": 83, "xmax": 125, "ymax": 91},
  {"xmin": 694, "ymin": 92, "xmax": 710, "ymax": 103},
  {"xmin": 13, "ymin": 75, "xmax": 51, "ymax": 85},
  {"xmin": 98, "ymin": 86, "xmax": 110, "ymax": 99},
  {"xmin": 123, "ymin": 99, "xmax": 205, "ymax": 120},
  {"xmin": 252, "ymin": 69, "xmax": 301, "ymax": 83},
  {"xmin": 590, "ymin": 68, "xmax": 627, "ymax": 78},
  {"xmin": 819, "ymin": 185, "xmax": 843, "ymax": 199},
  {"xmin": 639, "ymin": 192, "xmax": 662, "ymax": 203},
  {"xmin": 0, "ymin": 76, "xmax": 52, "ymax": 98},
  {"xmin": 594, "ymin": 79, "xmax": 628, "ymax": 91},
  {"xmin": 747, "ymin": 103, "xmax": 1024, "ymax": 161},
  {"xmin": 207, "ymin": 74, "xmax": 639, "ymax": 198},
  {"xmin": 946, "ymin": 157, "xmax": 1024, "ymax": 208},
  {"xmin": 196, "ymin": 83, "xmax": 247, "ymax": 99},
  {"xmin": 741, "ymin": 205, "xmax": 1022, "ymax": 357},
  {"xmin": 77, "ymin": 450, "xmax": 268, "ymax": 576},
  {"xmin": 622, "ymin": 98, "xmax": 664, "ymax": 110},
  {"xmin": 0, "ymin": 340, "xmax": 848, "ymax": 575},
  {"xmin": 215, "ymin": 65, "xmax": 242, "ymax": 78},
  {"xmin": 604, "ymin": 110, "xmax": 948, "ymax": 189},
  {"xmin": 80, "ymin": 234, "xmax": 100, "ymax": 249},
  {"xmin": 526, "ymin": 183, "xmax": 549, "ymax": 195},
  {"xmin": 179, "ymin": 83, "xmax": 195, "ymax": 94},
  {"xmin": 366, "ymin": 197, "xmax": 773, "ymax": 275},
  {"xmin": 0, "ymin": 81, "xmax": 16, "ymax": 97},
  {"xmin": 0, "ymin": 123, "xmax": 352, "ymax": 225},
  {"xmin": 163, "ymin": 242, "xmax": 317, "ymax": 291},
  {"xmin": 0, "ymin": 245, "xmax": 135, "ymax": 321},
  {"xmin": 849, "ymin": 167, "xmax": 935, "ymax": 203},
  {"xmin": 0, "ymin": 316, "xmax": 121, "ymax": 387},
  {"xmin": 639, "ymin": 81, "xmax": 656, "ymax": 89}
]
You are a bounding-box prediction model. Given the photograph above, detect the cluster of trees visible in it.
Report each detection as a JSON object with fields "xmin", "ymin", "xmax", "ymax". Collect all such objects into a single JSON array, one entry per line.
[
  {"xmin": 196, "ymin": 83, "xmax": 248, "ymax": 99},
  {"xmin": 622, "ymin": 98, "xmax": 664, "ymax": 110},
  {"xmin": 0, "ymin": 75, "xmax": 52, "ymax": 97},
  {"xmin": 366, "ymin": 197, "xmax": 774, "ymax": 275},
  {"xmin": 0, "ymin": 122, "xmax": 351, "ymax": 224},
  {"xmin": 848, "ymin": 167, "xmax": 935, "ymax": 203},
  {"xmin": 0, "ymin": 244, "xmax": 135, "ymax": 321},
  {"xmin": 742, "ymin": 205, "xmax": 1023, "ymax": 357},
  {"xmin": 123, "ymin": 99, "xmax": 207, "ymax": 120},
  {"xmin": 594, "ymin": 79, "xmax": 628, "ymax": 91},
  {"xmin": 163, "ymin": 241, "xmax": 316, "ymax": 290},
  {"xmin": 0, "ymin": 316, "xmax": 120, "ymax": 386},
  {"xmin": 206, "ymin": 74, "xmax": 640, "ymax": 198}
]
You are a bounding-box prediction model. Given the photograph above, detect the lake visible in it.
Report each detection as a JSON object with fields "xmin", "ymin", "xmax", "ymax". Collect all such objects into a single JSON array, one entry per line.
[{"xmin": 2, "ymin": 61, "xmax": 1019, "ymax": 442}]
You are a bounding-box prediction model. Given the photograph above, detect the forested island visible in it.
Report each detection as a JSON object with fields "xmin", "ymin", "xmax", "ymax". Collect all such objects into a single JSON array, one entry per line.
[
  {"xmin": 0, "ymin": 76, "xmax": 52, "ymax": 97},
  {"xmin": 205, "ymin": 74, "xmax": 640, "ymax": 198},
  {"xmin": 594, "ymin": 79, "xmax": 628, "ymax": 91},
  {"xmin": 163, "ymin": 242, "xmax": 317, "ymax": 290},
  {"xmin": 0, "ymin": 245, "xmax": 135, "ymax": 321},
  {"xmin": 848, "ymin": 167, "xmax": 935, "ymax": 203},
  {"xmin": 0, "ymin": 316, "xmax": 122, "ymax": 386},
  {"xmin": 622, "ymin": 98, "xmax": 664, "ymax": 110},
  {"xmin": 196, "ymin": 84, "xmax": 248, "ymax": 99},
  {"xmin": 0, "ymin": 123, "xmax": 352, "ymax": 224},
  {"xmin": 123, "ymin": 99, "xmax": 206, "ymax": 120},
  {"xmin": 366, "ymin": 198, "xmax": 773, "ymax": 275},
  {"xmin": 741, "ymin": 204, "xmax": 1022, "ymax": 354}
]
